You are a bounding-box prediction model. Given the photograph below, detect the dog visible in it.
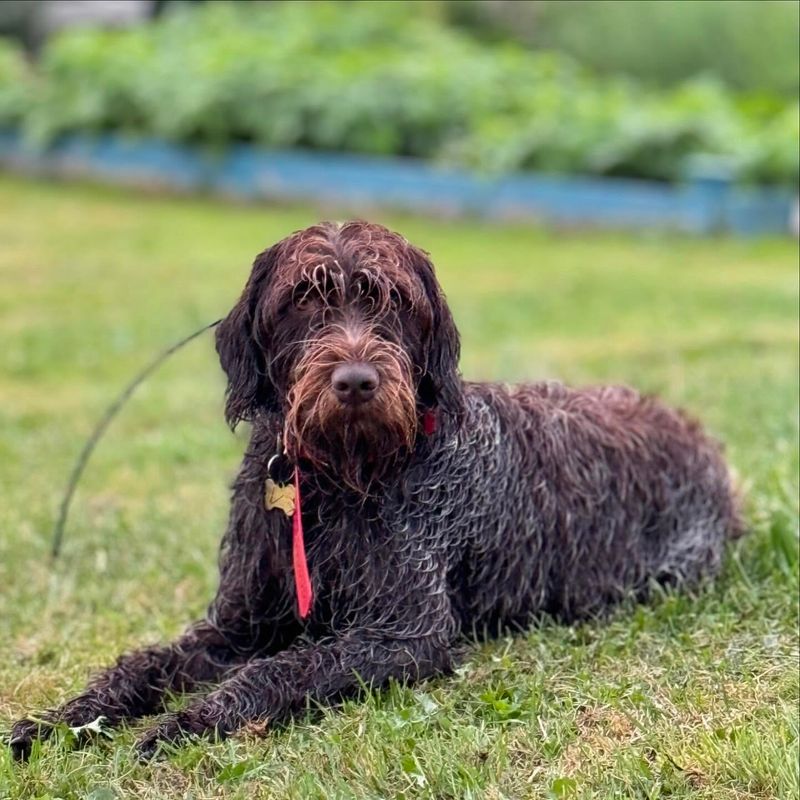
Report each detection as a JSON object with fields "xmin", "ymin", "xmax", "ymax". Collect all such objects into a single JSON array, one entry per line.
[{"xmin": 10, "ymin": 221, "xmax": 742, "ymax": 760}]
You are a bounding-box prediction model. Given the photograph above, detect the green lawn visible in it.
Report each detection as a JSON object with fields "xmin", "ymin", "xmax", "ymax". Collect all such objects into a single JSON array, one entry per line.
[{"xmin": 0, "ymin": 176, "xmax": 797, "ymax": 799}]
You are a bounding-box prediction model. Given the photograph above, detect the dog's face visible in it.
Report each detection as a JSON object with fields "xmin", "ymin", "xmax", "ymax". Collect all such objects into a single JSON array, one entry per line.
[{"xmin": 216, "ymin": 221, "xmax": 462, "ymax": 489}]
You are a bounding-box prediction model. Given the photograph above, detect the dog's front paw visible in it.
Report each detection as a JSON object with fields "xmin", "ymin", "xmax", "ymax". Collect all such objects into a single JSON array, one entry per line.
[
  {"xmin": 135, "ymin": 710, "xmax": 209, "ymax": 761},
  {"xmin": 135, "ymin": 716, "xmax": 183, "ymax": 761},
  {"xmin": 8, "ymin": 717, "xmax": 53, "ymax": 761}
]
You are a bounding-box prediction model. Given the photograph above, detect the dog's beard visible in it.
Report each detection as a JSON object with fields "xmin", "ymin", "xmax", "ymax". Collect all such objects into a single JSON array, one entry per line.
[{"xmin": 284, "ymin": 333, "xmax": 418, "ymax": 492}]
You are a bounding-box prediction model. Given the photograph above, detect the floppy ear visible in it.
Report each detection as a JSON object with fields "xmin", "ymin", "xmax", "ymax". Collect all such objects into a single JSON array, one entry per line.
[
  {"xmin": 411, "ymin": 247, "xmax": 465, "ymax": 425},
  {"xmin": 216, "ymin": 246, "xmax": 280, "ymax": 428}
]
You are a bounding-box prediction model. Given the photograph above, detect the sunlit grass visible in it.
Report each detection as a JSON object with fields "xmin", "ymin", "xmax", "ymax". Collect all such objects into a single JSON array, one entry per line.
[{"xmin": 0, "ymin": 176, "xmax": 797, "ymax": 799}]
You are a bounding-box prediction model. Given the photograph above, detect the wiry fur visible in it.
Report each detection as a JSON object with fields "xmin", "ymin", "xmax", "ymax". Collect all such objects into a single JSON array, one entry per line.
[{"xmin": 10, "ymin": 221, "xmax": 742, "ymax": 760}]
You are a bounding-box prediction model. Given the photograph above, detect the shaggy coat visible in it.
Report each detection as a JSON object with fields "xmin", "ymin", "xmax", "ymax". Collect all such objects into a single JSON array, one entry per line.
[{"xmin": 10, "ymin": 221, "xmax": 742, "ymax": 759}]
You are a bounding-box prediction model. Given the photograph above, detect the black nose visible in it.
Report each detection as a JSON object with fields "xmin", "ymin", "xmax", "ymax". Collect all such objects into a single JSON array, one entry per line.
[{"xmin": 331, "ymin": 362, "xmax": 380, "ymax": 405}]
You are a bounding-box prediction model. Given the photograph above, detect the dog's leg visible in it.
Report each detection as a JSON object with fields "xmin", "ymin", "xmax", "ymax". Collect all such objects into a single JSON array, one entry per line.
[
  {"xmin": 9, "ymin": 578, "xmax": 299, "ymax": 763},
  {"xmin": 135, "ymin": 626, "xmax": 456, "ymax": 757},
  {"xmin": 8, "ymin": 620, "xmax": 253, "ymax": 760},
  {"xmin": 9, "ymin": 503, "xmax": 298, "ymax": 761}
]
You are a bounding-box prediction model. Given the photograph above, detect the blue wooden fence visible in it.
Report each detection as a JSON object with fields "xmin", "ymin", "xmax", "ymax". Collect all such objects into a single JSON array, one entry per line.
[{"xmin": 0, "ymin": 131, "xmax": 795, "ymax": 235}]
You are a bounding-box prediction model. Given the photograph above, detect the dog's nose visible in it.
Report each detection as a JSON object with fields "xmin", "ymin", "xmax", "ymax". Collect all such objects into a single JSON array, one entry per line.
[{"xmin": 331, "ymin": 362, "xmax": 380, "ymax": 405}]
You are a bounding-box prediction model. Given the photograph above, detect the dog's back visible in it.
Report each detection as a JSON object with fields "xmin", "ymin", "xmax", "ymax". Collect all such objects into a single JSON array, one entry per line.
[{"xmin": 423, "ymin": 380, "xmax": 742, "ymax": 630}]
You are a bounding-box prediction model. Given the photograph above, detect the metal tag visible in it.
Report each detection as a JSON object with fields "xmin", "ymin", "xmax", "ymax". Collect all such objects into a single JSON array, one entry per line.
[
  {"xmin": 265, "ymin": 478, "xmax": 296, "ymax": 516},
  {"xmin": 265, "ymin": 451, "xmax": 296, "ymax": 516}
]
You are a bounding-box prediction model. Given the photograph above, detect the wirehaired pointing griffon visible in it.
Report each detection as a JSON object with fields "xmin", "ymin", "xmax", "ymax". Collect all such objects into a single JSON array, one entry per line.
[{"xmin": 10, "ymin": 221, "xmax": 742, "ymax": 759}]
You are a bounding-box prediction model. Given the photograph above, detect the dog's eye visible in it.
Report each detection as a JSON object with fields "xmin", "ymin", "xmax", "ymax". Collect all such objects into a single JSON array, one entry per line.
[
  {"xmin": 352, "ymin": 273, "xmax": 379, "ymax": 306},
  {"xmin": 389, "ymin": 287, "xmax": 408, "ymax": 309},
  {"xmin": 292, "ymin": 280, "xmax": 320, "ymax": 309},
  {"xmin": 294, "ymin": 267, "xmax": 344, "ymax": 309},
  {"xmin": 353, "ymin": 273, "xmax": 374, "ymax": 297},
  {"xmin": 354, "ymin": 272, "xmax": 404, "ymax": 311}
]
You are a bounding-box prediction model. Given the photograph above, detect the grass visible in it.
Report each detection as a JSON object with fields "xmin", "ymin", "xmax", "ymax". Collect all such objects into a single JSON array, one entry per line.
[{"xmin": 0, "ymin": 175, "xmax": 797, "ymax": 799}]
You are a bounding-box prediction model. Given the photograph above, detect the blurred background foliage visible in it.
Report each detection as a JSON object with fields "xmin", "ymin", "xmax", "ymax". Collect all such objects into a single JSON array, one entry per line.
[
  {"xmin": 449, "ymin": 0, "xmax": 800, "ymax": 97},
  {"xmin": 0, "ymin": 0, "xmax": 797, "ymax": 185}
]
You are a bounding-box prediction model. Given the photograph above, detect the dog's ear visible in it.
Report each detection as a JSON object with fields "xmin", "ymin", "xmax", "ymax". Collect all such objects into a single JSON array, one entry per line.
[
  {"xmin": 216, "ymin": 246, "xmax": 280, "ymax": 428},
  {"xmin": 411, "ymin": 247, "xmax": 465, "ymax": 425}
]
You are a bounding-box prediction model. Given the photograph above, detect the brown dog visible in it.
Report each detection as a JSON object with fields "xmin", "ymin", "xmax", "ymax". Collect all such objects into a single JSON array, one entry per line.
[{"xmin": 10, "ymin": 221, "xmax": 742, "ymax": 759}]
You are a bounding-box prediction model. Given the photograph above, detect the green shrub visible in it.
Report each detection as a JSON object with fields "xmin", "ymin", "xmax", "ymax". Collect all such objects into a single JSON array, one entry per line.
[
  {"xmin": 0, "ymin": 37, "xmax": 32, "ymax": 126},
  {"xmin": 450, "ymin": 0, "xmax": 800, "ymax": 98},
  {"xmin": 0, "ymin": 2, "xmax": 797, "ymax": 185}
]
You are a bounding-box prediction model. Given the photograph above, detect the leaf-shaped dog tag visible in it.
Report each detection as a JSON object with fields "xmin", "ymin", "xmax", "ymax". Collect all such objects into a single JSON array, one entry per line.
[{"xmin": 265, "ymin": 478, "xmax": 296, "ymax": 516}]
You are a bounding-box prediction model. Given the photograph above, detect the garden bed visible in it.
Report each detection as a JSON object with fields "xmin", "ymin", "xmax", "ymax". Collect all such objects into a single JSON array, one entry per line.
[{"xmin": 0, "ymin": 131, "xmax": 795, "ymax": 235}]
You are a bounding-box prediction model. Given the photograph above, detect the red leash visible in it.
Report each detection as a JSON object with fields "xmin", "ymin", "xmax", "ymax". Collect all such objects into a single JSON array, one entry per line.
[{"xmin": 291, "ymin": 465, "xmax": 313, "ymax": 619}]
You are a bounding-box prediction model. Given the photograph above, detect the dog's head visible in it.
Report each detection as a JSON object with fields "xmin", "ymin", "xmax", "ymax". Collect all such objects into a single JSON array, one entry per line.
[{"xmin": 216, "ymin": 221, "xmax": 463, "ymax": 489}]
